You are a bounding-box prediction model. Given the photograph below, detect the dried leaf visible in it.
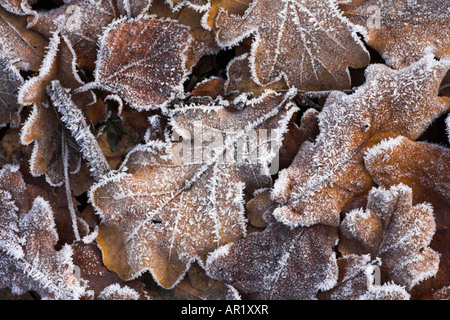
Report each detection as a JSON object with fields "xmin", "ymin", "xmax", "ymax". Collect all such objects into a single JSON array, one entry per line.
[
  {"xmin": 148, "ymin": 0, "xmax": 220, "ymax": 71},
  {"xmin": 214, "ymin": 0, "xmax": 370, "ymax": 90},
  {"xmin": 340, "ymin": 184, "xmax": 440, "ymax": 290},
  {"xmin": 272, "ymin": 55, "xmax": 450, "ymax": 227},
  {"xmin": 202, "ymin": 0, "xmax": 253, "ymax": 31},
  {"xmin": 0, "ymin": 0, "xmax": 34, "ymax": 15},
  {"xmin": 0, "ymin": 165, "xmax": 85, "ymax": 299},
  {"xmin": 364, "ymin": 136, "xmax": 449, "ymax": 223},
  {"xmin": 71, "ymin": 242, "xmax": 148, "ymax": 300},
  {"xmin": 206, "ymin": 223, "xmax": 339, "ymax": 299},
  {"xmin": 167, "ymin": 0, "xmax": 209, "ymax": 11},
  {"xmin": 319, "ymin": 254, "xmax": 410, "ymax": 300},
  {"xmin": 0, "ymin": 55, "xmax": 23, "ymax": 128},
  {"xmin": 116, "ymin": 0, "xmax": 152, "ymax": 18},
  {"xmin": 0, "ymin": 6, "xmax": 47, "ymax": 71},
  {"xmin": 341, "ymin": 0, "xmax": 450, "ymax": 69},
  {"xmin": 89, "ymin": 91, "xmax": 297, "ymax": 288},
  {"xmin": 19, "ymin": 32, "xmax": 95, "ymax": 186},
  {"xmin": 29, "ymin": 0, "xmax": 115, "ymax": 72},
  {"xmin": 364, "ymin": 136, "xmax": 450, "ymax": 298},
  {"xmin": 224, "ymin": 53, "xmax": 287, "ymax": 98},
  {"xmin": 92, "ymin": 14, "xmax": 192, "ymax": 111}
]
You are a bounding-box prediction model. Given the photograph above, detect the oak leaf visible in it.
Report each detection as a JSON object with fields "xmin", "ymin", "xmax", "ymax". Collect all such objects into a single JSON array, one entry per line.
[
  {"xmin": 0, "ymin": 165, "xmax": 85, "ymax": 300},
  {"xmin": 206, "ymin": 223, "xmax": 339, "ymax": 299},
  {"xmin": 364, "ymin": 136, "xmax": 450, "ymax": 224},
  {"xmin": 364, "ymin": 136, "xmax": 450, "ymax": 298},
  {"xmin": 319, "ymin": 254, "xmax": 410, "ymax": 300},
  {"xmin": 214, "ymin": 0, "xmax": 370, "ymax": 90},
  {"xmin": 116, "ymin": 0, "xmax": 152, "ymax": 18},
  {"xmin": 0, "ymin": 0, "xmax": 34, "ymax": 15},
  {"xmin": 71, "ymin": 242, "xmax": 148, "ymax": 300},
  {"xmin": 340, "ymin": 184, "xmax": 440, "ymax": 290},
  {"xmin": 272, "ymin": 55, "xmax": 450, "ymax": 227},
  {"xmin": 91, "ymin": 14, "xmax": 192, "ymax": 111},
  {"xmin": 18, "ymin": 32, "xmax": 95, "ymax": 186},
  {"xmin": 89, "ymin": 91, "xmax": 297, "ymax": 288},
  {"xmin": 341, "ymin": 0, "xmax": 450, "ymax": 69}
]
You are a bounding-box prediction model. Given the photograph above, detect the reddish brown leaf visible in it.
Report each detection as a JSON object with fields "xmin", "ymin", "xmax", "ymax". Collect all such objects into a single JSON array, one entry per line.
[
  {"xmin": 341, "ymin": 0, "xmax": 450, "ymax": 69},
  {"xmin": 93, "ymin": 14, "xmax": 192, "ymax": 111},
  {"xmin": 214, "ymin": 0, "xmax": 370, "ymax": 90},
  {"xmin": 272, "ymin": 55, "xmax": 450, "ymax": 227},
  {"xmin": 340, "ymin": 184, "xmax": 440, "ymax": 290},
  {"xmin": 206, "ymin": 223, "xmax": 339, "ymax": 300}
]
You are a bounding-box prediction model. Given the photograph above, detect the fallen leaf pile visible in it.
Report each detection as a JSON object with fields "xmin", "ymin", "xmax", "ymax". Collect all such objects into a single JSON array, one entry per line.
[{"xmin": 0, "ymin": 0, "xmax": 448, "ymax": 300}]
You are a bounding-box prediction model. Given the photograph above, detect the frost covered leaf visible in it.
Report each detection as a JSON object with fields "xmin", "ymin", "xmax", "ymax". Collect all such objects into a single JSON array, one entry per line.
[
  {"xmin": 0, "ymin": 6, "xmax": 47, "ymax": 71},
  {"xmin": 71, "ymin": 242, "xmax": 148, "ymax": 300},
  {"xmin": 90, "ymin": 142, "xmax": 248, "ymax": 288},
  {"xmin": 148, "ymin": 0, "xmax": 219, "ymax": 71},
  {"xmin": 202, "ymin": 0, "xmax": 253, "ymax": 31},
  {"xmin": 19, "ymin": 32, "xmax": 95, "ymax": 186},
  {"xmin": 167, "ymin": 0, "xmax": 210, "ymax": 11},
  {"xmin": 224, "ymin": 53, "xmax": 287, "ymax": 98},
  {"xmin": 116, "ymin": 0, "xmax": 152, "ymax": 18},
  {"xmin": 206, "ymin": 223, "xmax": 338, "ymax": 299},
  {"xmin": 0, "ymin": 55, "xmax": 23, "ymax": 128},
  {"xmin": 170, "ymin": 90, "xmax": 298, "ymax": 189},
  {"xmin": 364, "ymin": 136, "xmax": 450, "ymax": 223},
  {"xmin": 214, "ymin": 0, "xmax": 370, "ymax": 90},
  {"xmin": 97, "ymin": 283, "xmax": 143, "ymax": 300},
  {"xmin": 319, "ymin": 255, "xmax": 410, "ymax": 300},
  {"xmin": 29, "ymin": 0, "xmax": 115, "ymax": 72},
  {"xmin": 341, "ymin": 0, "xmax": 450, "ymax": 69},
  {"xmin": 272, "ymin": 55, "xmax": 450, "ymax": 227},
  {"xmin": 364, "ymin": 136, "xmax": 450, "ymax": 298},
  {"xmin": 90, "ymin": 91, "xmax": 297, "ymax": 288},
  {"xmin": 0, "ymin": 165, "xmax": 84, "ymax": 300},
  {"xmin": 340, "ymin": 184, "xmax": 440, "ymax": 290},
  {"xmin": 93, "ymin": 14, "xmax": 192, "ymax": 111},
  {"xmin": 0, "ymin": 0, "xmax": 34, "ymax": 15}
]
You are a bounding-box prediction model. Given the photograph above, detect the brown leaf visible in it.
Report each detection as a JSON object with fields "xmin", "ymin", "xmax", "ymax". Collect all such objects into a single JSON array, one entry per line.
[
  {"xmin": 272, "ymin": 55, "xmax": 450, "ymax": 227},
  {"xmin": 364, "ymin": 136, "xmax": 450, "ymax": 298},
  {"xmin": 29, "ymin": 0, "xmax": 115, "ymax": 72},
  {"xmin": 0, "ymin": 6, "xmax": 47, "ymax": 71},
  {"xmin": 148, "ymin": 0, "xmax": 220, "ymax": 71},
  {"xmin": 224, "ymin": 53, "xmax": 288, "ymax": 98},
  {"xmin": 0, "ymin": 56, "xmax": 23, "ymax": 128},
  {"xmin": 340, "ymin": 184, "xmax": 440, "ymax": 290},
  {"xmin": 341, "ymin": 0, "xmax": 450, "ymax": 69},
  {"xmin": 206, "ymin": 223, "xmax": 339, "ymax": 299},
  {"xmin": 319, "ymin": 255, "xmax": 410, "ymax": 300},
  {"xmin": 0, "ymin": 0, "xmax": 34, "ymax": 15},
  {"xmin": 18, "ymin": 32, "xmax": 95, "ymax": 186},
  {"xmin": 0, "ymin": 165, "xmax": 84, "ymax": 299},
  {"xmin": 71, "ymin": 242, "xmax": 148, "ymax": 300},
  {"xmin": 202, "ymin": 0, "xmax": 252, "ymax": 32},
  {"xmin": 89, "ymin": 91, "xmax": 297, "ymax": 288},
  {"xmin": 278, "ymin": 108, "xmax": 319, "ymax": 170},
  {"xmin": 92, "ymin": 14, "xmax": 192, "ymax": 111},
  {"xmin": 215, "ymin": 0, "xmax": 370, "ymax": 90}
]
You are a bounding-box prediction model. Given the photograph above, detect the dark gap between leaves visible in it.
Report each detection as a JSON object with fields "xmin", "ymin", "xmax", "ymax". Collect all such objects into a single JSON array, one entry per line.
[
  {"xmin": 417, "ymin": 113, "xmax": 450, "ymax": 148},
  {"xmin": 31, "ymin": 0, "xmax": 62, "ymax": 11}
]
